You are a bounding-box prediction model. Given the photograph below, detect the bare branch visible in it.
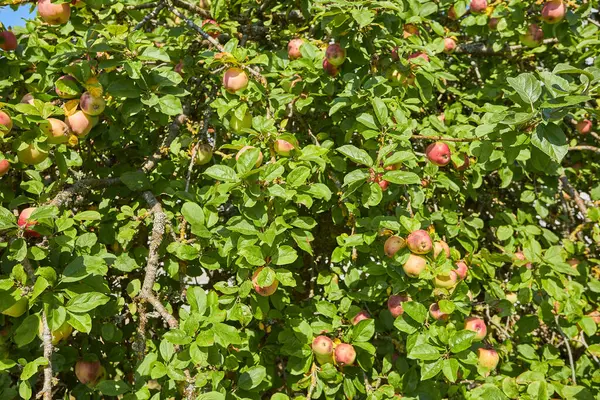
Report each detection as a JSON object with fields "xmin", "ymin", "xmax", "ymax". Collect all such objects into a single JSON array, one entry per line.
[
  {"xmin": 560, "ymin": 175, "xmax": 589, "ymax": 221},
  {"xmin": 172, "ymin": 0, "xmax": 211, "ymax": 18},
  {"xmin": 485, "ymin": 305, "xmax": 512, "ymax": 341},
  {"xmin": 142, "ymin": 109, "xmax": 189, "ymax": 173},
  {"xmin": 133, "ymin": 1, "xmax": 167, "ymax": 31},
  {"xmin": 569, "ymin": 145, "xmax": 600, "ymax": 154},
  {"xmin": 48, "ymin": 177, "xmax": 120, "ymax": 208}
]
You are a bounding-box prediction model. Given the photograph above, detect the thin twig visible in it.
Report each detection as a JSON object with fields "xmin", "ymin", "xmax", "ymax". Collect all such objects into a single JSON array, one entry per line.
[
  {"xmin": 555, "ymin": 315, "xmax": 577, "ymax": 385},
  {"xmin": 559, "ymin": 175, "xmax": 589, "ymax": 221},
  {"xmin": 578, "ymin": 332, "xmax": 600, "ymax": 365},
  {"xmin": 485, "ymin": 305, "xmax": 512, "ymax": 340},
  {"xmin": 172, "ymin": 0, "xmax": 211, "ymax": 17},
  {"xmin": 142, "ymin": 108, "xmax": 189, "ymax": 173},
  {"xmin": 410, "ymin": 135, "xmax": 480, "ymax": 142},
  {"xmin": 133, "ymin": 2, "xmax": 166, "ymax": 31},
  {"xmin": 569, "ymin": 145, "xmax": 600, "ymax": 154}
]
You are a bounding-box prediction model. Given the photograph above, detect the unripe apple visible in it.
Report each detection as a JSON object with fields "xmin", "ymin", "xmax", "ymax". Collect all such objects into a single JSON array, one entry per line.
[
  {"xmin": 251, "ymin": 267, "xmax": 278, "ymax": 296},
  {"xmin": 407, "ymin": 52, "xmax": 429, "ymax": 63},
  {"xmin": 454, "ymin": 260, "xmax": 469, "ymax": 280},
  {"xmin": 18, "ymin": 144, "xmax": 48, "ymax": 165},
  {"xmin": 433, "ymin": 241, "xmax": 451, "ymax": 258},
  {"xmin": 448, "ymin": 5, "xmax": 458, "ymax": 20},
  {"xmin": 433, "ymin": 271, "xmax": 458, "ymax": 288},
  {"xmin": 1, "ymin": 297, "xmax": 27, "ymax": 317},
  {"xmin": 406, "ymin": 229, "xmax": 433, "ymax": 254},
  {"xmin": 236, "ymin": 146, "xmax": 263, "ymax": 168},
  {"xmin": 403, "ymin": 24, "xmax": 419, "ymax": 38},
  {"xmin": 351, "ymin": 310, "xmax": 371, "ymax": 325},
  {"xmin": 80, "ymin": 92, "xmax": 105, "ymax": 116},
  {"xmin": 384, "ymin": 236, "xmax": 405, "ymax": 257},
  {"xmin": 288, "ymin": 38, "xmax": 304, "ymax": 60},
  {"xmin": 55, "ymin": 75, "xmax": 79, "ymax": 99},
  {"xmin": 403, "ymin": 254, "xmax": 427, "ymax": 277},
  {"xmin": 194, "ymin": 144, "xmax": 213, "ymax": 166},
  {"xmin": 0, "ymin": 159, "xmax": 9, "ymax": 177},
  {"xmin": 65, "ymin": 111, "xmax": 93, "ymax": 136},
  {"xmin": 520, "ymin": 24, "xmax": 544, "ymax": 48},
  {"xmin": 470, "ymin": 0, "xmax": 487, "ymax": 13},
  {"xmin": 274, "ymin": 139, "xmax": 295, "ymax": 156},
  {"xmin": 0, "ymin": 31, "xmax": 17, "ymax": 51},
  {"xmin": 425, "ymin": 142, "xmax": 451, "ymax": 166},
  {"xmin": 230, "ymin": 112, "xmax": 252, "ymax": 133},
  {"xmin": 429, "ymin": 303, "xmax": 449, "ymax": 321},
  {"xmin": 0, "ymin": 111, "xmax": 13, "ymax": 135},
  {"xmin": 223, "ymin": 67, "xmax": 249, "ymax": 93},
  {"xmin": 464, "ymin": 317, "xmax": 487, "ymax": 341},
  {"xmin": 21, "ymin": 93, "xmax": 35, "ymax": 105},
  {"xmin": 334, "ymin": 343, "xmax": 356, "ymax": 366},
  {"xmin": 201, "ymin": 19, "xmax": 220, "ymax": 38},
  {"xmin": 312, "ymin": 335, "xmax": 334, "ymax": 364},
  {"xmin": 477, "ymin": 347, "xmax": 499, "ymax": 370},
  {"xmin": 488, "ymin": 18, "xmax": 499, "ymax": 30},
  {"xmin": 38, "ymin": 0, "xmax": 71, "ymax": 25},
  {"xmin": 40, "ymin": 320, "xmax": 73, "ymax": 344},
  {"xmin": 541, "ymin": 0, "xmax": 566, "ymax": 24},
  {"xmin": 443, "ymin": 38, "xmax": 456, "ymax": 53},
  {"xmin": 40, "ymin": 118, "xmax": 70, "ymax": 144},
  {"xmin": 576, "ymin": 119, "xmax": 592, "ymax": 134},
  {"xmin": 388, "ymin": 295, "xmax": 411, "ymax": 318},
  {"xmin": 325, "ymin": 43, "xmax": 346, "ymax": 66},
  {"xmin": 75, "ymin": 360, "xmax": 103, "ymax": 386},
  {"xmin": 322, "ymin": 59, "xmax": 339, "ymax": 76},
  {"xmin": 18, "ymin": 207, "xmax": 40, "ymax": 237}
]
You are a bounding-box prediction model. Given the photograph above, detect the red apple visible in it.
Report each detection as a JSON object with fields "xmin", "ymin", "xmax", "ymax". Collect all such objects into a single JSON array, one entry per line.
[
  {"xmin": 425, "ymin": 142, "xmax": 451, "ymax": 166},
  {"xmin": 322, "ymin": 58, "xmax": 339, "ymax": 76},
  {"xmin": 464, "ymin": 317, "xmax": 487, "ymax": 341},
  {"xmin": 429, "ymin": 303, "xmax": 449, "ymax": 321},
  {"xmin": 21, "ymin": 93, "xmax": 35, "ymax": 105},
  {"xmin": 433, "ymin": 271, "xmax": 458, "ymax": 288},
  {"xmin": 252, "ymin": 267, "xmax": 278, "ymax": 296},
  {"xmin": 65, "ymin": 111, "xmax": 93, "ymax": 136},
  {"xmin": 18, "ymin": 207, "xmax": 40, "ymax": 237},
  {"xmin": 470, "ymin": 0, "xmax": 487, "ymax": 13},
  {"xmin": 378, "ymin": 179, "xmax": 389, "ymax": 190},
  {"xmin": 201, "ymin": 19, "xmax": 220, "ymax": 38},
  {"xmin": 0, "ymin": 31, "xmax": 17, "ymax": 51},
  {"xmin": 384, "ymin": 236, "xmax": 405, "ymax": 257},
  {"xmin": 351, "ymin": 310, "xmax": 371, "ymax": 325},
  {"xmin": 80, "ymin": 92, "xmax": 105, "ymax": 116},
  {"xmin": 273, "ymin": 139, "xmax": 295, "ymax": 156},
  {"xmin": 488, "ymin": 18, "xmax": 500, "ymax": 29},
  {"xmin": 477, "ymin": 347, "xmax": 499, "ymax": 370},
  {"xmin": 406, "ymin": 229, "xmax": 433, "ymax": 254},
  {"xmin": 40, "ymin": 118, "xmax": 70, "ymax": 144},
  {"xmin": 75, "ymin": 360, "xmax": 104, "ymax": 386},
  {"xmin": 521, "ymin": 24, "xmax": 544, "ymax": 48},
  {"xmin": 403, "ymin": 254, "xmax": 427, "ymax": 277},
  {"xmin": 312, "ymin": 335, "xmax": 333, "ymax": 364},
  {"xmin": 288, "ymin": 38, "xmax": 304, "ymax": 60},
  {"xmin": 236, "ymin": 146, "xmax": 263, "ymax": 168},
  {"xmin": 223, "ymin": 67, "xmax": 249, "ymax": 93},
  {"xmin": 334, "ymin": 343, "xmax": 356, "ymax": 366},
  {"xmin": 541, "ymin": 0, "xmax": 566, "ymax": 24},
  {"xmin": 325, "ymin": 43, "xmax": 346, "ymax": 66},
  {"xmin": 576, "ymin": 119, "xmax": 592, "ymax": 134},
  {"xmin": 443, "ymin": 38, "xmax": 456, "ymax": 53},
  {"xmin": 38, "ymin": 0, "xmax": 71, "ymax": 25},
  {"xmin": 388, "ymin": 295, "xmax": 411, "ymax": 318},
  {"xmin": 433, "ymin": 241, "xmax": 451, "ymax": 258},
  {"xmin": 453, "ymin": 260, "xmax": 469, "ymax": 280},
  {"xmin": 407, "ymin": 52, "xmax": 429, "ymax": 63},
  {"xmin": 0, "ymin": 159, "xmax": 9, "ymax": 176},
  {"xmin": 0, "ymin": 111, "xmax": 13, "ymax": 135}
]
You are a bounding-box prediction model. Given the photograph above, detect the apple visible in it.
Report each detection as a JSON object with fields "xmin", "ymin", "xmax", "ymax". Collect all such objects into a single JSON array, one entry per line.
[
  {"xmin": 378, "ymin": 179, "xmax": 389, "ymax": 190},
  {"xmin": 454, "ymin": 260, "xmax": 469, "ymax": 280},
  {"xmin": 541, "ymin": 0, "xmax": 566, "ymax": 24},
  {"xmin": 65, "ymin": 111, "xmax": 93, "ymax": 136},
  {"xmin": 477, "ymin": 347, "xmax": 499, "ymax": 370},
  {"xmin": 384, "ymin": 236, "xmax": 405, "ymax": 257},
  {"xmin": 18, "ymin": 144, "xmax": 48, "ymax": 165},
  {"xmin": 470, "ymin": 0, "xmax": 487, "ymax": 13},
  {"xmin": 274, "ymin": 139, "xmax": 295, "ymax": 156},
  {"xmin": 386, "ymin": 66, "xmax": 414, "ymax": 86},
  {"xmin": 587, "ymin": 310, "xmax": 600, "ymax": 324},
  {"xmin": 334, "ymin": 343, "xmax": 356, "ymax": 366},
  {"xmin": 453, "ymin": 153, "xmax": 470, "ymax": 171},
  {"xmin": 40, "ymin": 320, "xmax": 73, "ymax": 344},
  {"xmin": 18, "ymin": 207, "xmax": 41, "ymax": 237},
  {"xmin": 75, "ymin": 360, "xmax": 104, "ymax": 386},
  {"xmin": 236, "ymin": 146, "xmax": 263, "ymax": 168},
  {"xmin": 230, "ymin": 112, "xmax": 252, "ymax": 133},
  {"xmin": 288, "ymin": 38, "xmax": 304, "ymax": 60},
  {"xmin": 407, "ymin": 52, "xmax": 429, "ymax": 63},
  {"xmin": 0, "ymin": 159, "xmax": 9, "ymax": 177},
  {"xmin": 0, "ymin": 31, "xmax": 17, "ymax": 51},
  {"xmin": 55, "ymin": 75, "xmax": 79, "ymax": 99},
  {"xmin": 388, "ymin": 294, "xmax": 411, "ymax": 318},
  {"xmin": 251, "ymin": 267, "xmax": 278, "ymax": 296},
  {"xmin": 514, "ymin": 251, "xmax": 532, "ymax": 269},
  {"xmin": 521, "ymin": 24, "xmax": 544, "ymax": 48},
  {"xmin": 1, "ymin": 297, "xmax": 27, "ymax": 317},
  {"xmin": 201, "ymin": 19, "xmax": 220, "ymax": 38},
  {"xmin": 38, "ymin": 0, "xmax": 71, "ymax": 25},
  {"xmin": 505, "ymin": 292, "xmax": 518, "ymax": 304},
  {"xmin": 21, "ymin": 93, "xmax": 35, "ymax": 105},
  {"xmin": 194, "ymin": 144, "xmax": 213, "ymax": 166},
  {"xmin": 199, "ymin": 0, "xmax": 211, "ymax": 9},
  {"xmin": 488, "ymin": 18, "xmax": 499, "ymax": 30},
  {"xmin": 40, "ymin": 118, "xmax": 70, "ymax": 144},
  {"xmin": 464, "ymin": 317, "xmax": 487, "ymax": 341},
  {"xmin": 429, "ymin": 303, "xmax": 449, "ymax": 321},
  {"xmin": 443, "ymin": 38, "xmax": 456, "ymax": 53},
  {"xmin": 403, "ymin": 24, "xmax": 419, "ymax": 38},
  {"xmin": 403, "ymin": 254, "xmax": 427, "ymax": 277},
  {"xmin": 433, "ymin": 271, "xmax": 458, "ymax": 288},
  {"xmin": 576, "ymin": 119, "xmax": 592, "ymax": 134},
  {"xmin": 80, "ymin": 92, "xmax": 105, "ymax": 116},
  {"xmin": 433, "ymin": 241, "xmax": 451, "ymax": 258},
  {"xmin": 223, "ymin": 67, "xmax": 249, "ymax": 93},
  {"xmin": 406, "ymin": 229, "xmax": 433, "ymax": 254},
  {"xmin": 325, "ymin": 43, "xmax": 346, "ymax": 66},
  {"xmin": 322, "ymin": 58, "xmax": 339, "ymax": 76},
  {"xmin": 426, "ymin": 142, "xmax": 451, "ymax": 166},
  {"xmin": 312, "ymin": 335, "xmax": 333, "ymax": 364},
  {"xmin": 0, "ymin": 111, "xmax": 13, "ymax": 135},
  {"xmin": 174, "ymin": 60, "xmax": 184, "ymax": 75},
  {"xmin": 351, "ymin": 310, "xmax": 371, "ymax": 325},
  {"xmin": 448, "ymin": 5, "xmax": 458, "ymax": 20}
]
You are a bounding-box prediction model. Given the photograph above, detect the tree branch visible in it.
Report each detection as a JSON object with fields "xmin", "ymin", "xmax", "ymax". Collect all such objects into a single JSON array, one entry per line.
[
  {"xmin": 133, "ymin": 1, "xmax": 167, "ymax": 31},
  {"xmin": 410, "ymin": 135, "xmax": 480, "ymax": 142},
  {"xmin": 142, "ymin": 107, "xmax": 189, "ymax": 173},
  {"xmin": 171, "ymin": 0, "xmax": 211, "ymax": 18},
  {"xmin": 306, "ymin": 364, "xmax": 318, "ymax": 399},
  {"xmin": 48, "ymin": 177, "xmax": 121, "ymax": 208},
  {"xmin": 485, "ymin": 305, "xmax": 512, "ymax": 341},
  {"xmin": 559, "ymin": 175, "xmax": 589, "ymax": 221},
  {"xmin": 569, "ymin": 145, "xmax": 600, "ymax": 154},
  {"xmin": 555, "ymin": 315, "xmax": 577, "ymax": 385}
]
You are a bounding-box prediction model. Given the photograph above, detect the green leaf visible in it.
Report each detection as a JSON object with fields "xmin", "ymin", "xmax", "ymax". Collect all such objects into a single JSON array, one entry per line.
[
  {"xmin": 337, "ymin": 145, "xmax": 374, "ymax": 167},
  {"xmin": 239, "ymin": 245, "xmax": 265, "ymax": 266},
  {"xmin": 158, "ymin": 95, "xmax": 183, "ymax": 116},
  {"xmin": 402, "ymin": 302, "xmax": 427, "ymax": 324},
  {"xmin": 449, "ymin": 330, "xmax": 476, "ymax": 353},
  {"xmin": 139, "ymin": 46, "xmax": 171, "ymax": 62},
  {"xmin": 356, "ymin": 113, "xmax": 379, "ymax": 130},
  {"xmin": 420, "ymin": 358, "xmax": 443, "ymax": 380},
  {"xmin": 272, "ymin": 245, "xmax": 298, "ymax": 265},
  {"xmin": 66, "ymin": 292, "xmax": 110, "ymax": 313},
  {"xmin": 407, "ymin": 344, "xmax": 440, "ymax": 361},
  {"xmin": 205, "ymin": 165, "xmax": 239, "ymax": 182},
  {"xmin": 287, "ymin": 166, "xmax": 311, "ymax": 187},
  {"xmin": 96, "ymin": 380, "xmax": 130, "ymax": 396},
  {"xmin": 15, "ymin": 315, "xmax": 40, "ymax": 348},
  {"xmin": 120, "ymin": 171, "xmax": 151, "ymax": 191},
  {"xmin": 371, "ymin": 98, "xmax": 389, "ymax": 126},
  {"xmin": 382, "ymin": 170, "xmax": 421, "ymax": 185},
  {"xmin": 506, "ymin": 73, "xmax": 542, "ymax": 105},
  {"xmin": 213, "ymin": 322, "xmax": 241, "ymax": 347},
  {"xmin": 442, "ymin": 358, "xmax": 459, "ymax": 382},
  {"xmin": 531, "ymin": 123, "xmax": 568, "ymax": 163},
  {"xmin": 73, "ymin": 210, "xmax": 102, "ymax": 221},
  {"xmin": 238, "ymin": 366, "xmax": 267, "ymax": 390},
  {"xmin": 187, "ymin": 287, "xmax": 207, "ymax": 315},
  {"xmin": 20, "ymin": 357, "xmax": 47, "ymax": 380},
  {"xmin": 351, "ymin": 319, "xmax": 375, "ymax": 342}
]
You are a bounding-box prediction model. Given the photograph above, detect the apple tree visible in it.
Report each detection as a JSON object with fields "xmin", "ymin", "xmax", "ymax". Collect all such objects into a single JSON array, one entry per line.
[{"xmin": 0, "ymin": 0, "xmax": 599, "ymax": 399}]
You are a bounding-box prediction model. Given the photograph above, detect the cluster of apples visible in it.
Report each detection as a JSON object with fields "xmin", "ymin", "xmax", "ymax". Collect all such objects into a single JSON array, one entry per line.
[{"xmin": 312, "ymin": 335, "xmax": 356, "ymax": 367}]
